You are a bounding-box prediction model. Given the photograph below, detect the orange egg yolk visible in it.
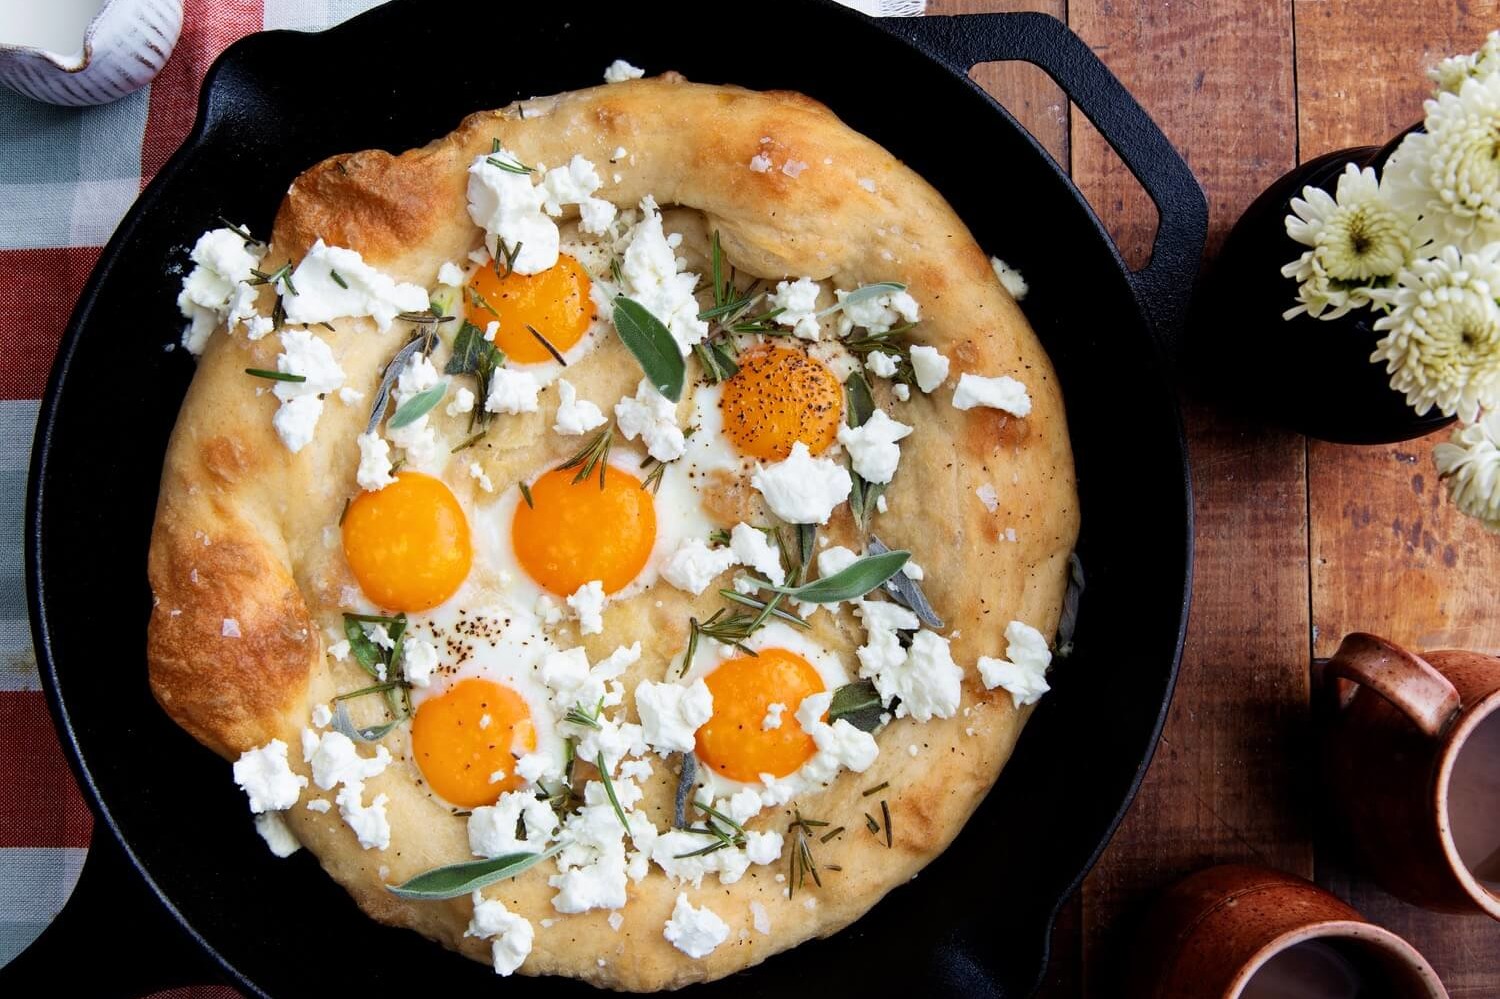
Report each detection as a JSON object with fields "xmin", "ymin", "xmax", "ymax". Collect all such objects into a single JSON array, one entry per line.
[
  {"xmin": 341, "ymin": 471, "xmax": 472, "ymax": 612},
  {"xmin": 467, "ymin": 253, "xmax": 593, "ymax": 364},
  {"xmin": 411, "ymin": 678, "xmax": 537, "ymax": 808},
  {"xmin": 719, "ymin": 345, "xmax": 844, "ymax": 461},
  {"xmin": 511, "ymin": 464, "xmax": 657, "ymax": 596},
  {"xmin": 694, "ymin": 648, "xmax": 826, "ymax": 783}
]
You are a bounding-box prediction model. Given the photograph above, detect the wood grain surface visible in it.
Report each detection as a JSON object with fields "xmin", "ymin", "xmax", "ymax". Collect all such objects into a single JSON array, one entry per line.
[{"xmin": 926, "ymin": 0, "xmax": 1500, "ymax": 994}]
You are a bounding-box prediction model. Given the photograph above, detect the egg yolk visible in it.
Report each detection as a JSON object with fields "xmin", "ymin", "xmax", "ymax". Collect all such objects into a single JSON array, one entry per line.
[
  {"xmin": 467, "ymin": 253, "xmax": 593, "ymax": 364},
  {"xmin": 694, "ymin": 648, "xmax": 826, "ymax": 783},
  {"xmin": 411, "ymin": 678, "xmax": 537, "ymax": 808},
  {"xmin": 341, "ymin": 471, "xmax": 472, "ymax": 612},
  {"xmin": 719, "ymin": 345, "xmax": 844, "ymax": 461},
  {"xmin": 511, "ymin": 464, "xmax": 657, "ymax": 596}
]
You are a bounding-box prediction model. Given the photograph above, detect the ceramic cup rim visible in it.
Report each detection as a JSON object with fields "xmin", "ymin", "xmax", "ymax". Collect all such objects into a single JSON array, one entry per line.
[
  {"xmin": 1434, "ymin": 685, "xmax": 1500, "ymax": 919},
  {"xmin": 1225, "ymin": 919, "xmax": 1448, "ymax": 998},
  {"xmin": 0, "ymin": 0, "xmax": 124, "ymax": 72}
]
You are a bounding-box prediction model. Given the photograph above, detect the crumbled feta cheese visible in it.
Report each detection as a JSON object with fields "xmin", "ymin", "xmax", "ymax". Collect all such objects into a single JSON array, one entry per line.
[
  {"xmin": 903, "ymin": 560, "xmax": 925, "ymax": 581},
  {"xmin": 730, "ymin": 523, "xmax": 786, "ymax": 586},
  {"xmin": 909, "ymin": 345, "xmax": 950, "ymax": 393},
  {"xmin": 768, "ymin": 277, "xmax": 822, "ymax": 339},
  {"xmin": 661, "ymin": 537, "xmax": 737, "ymax": 595},
  {"xmin": 616, "ymin": 198, "xmax": 709, "ymax": 354},
  {"xmin": 837, "ymin": 286, "xmax": 919, "ymax": 335},
  {"xmin": 335, "ymin": 780, "xmax": 390, "ymax": 850},
  {"xmin": 338, "ymin": 386, "xmax": 363, "ymax": 405},
  {"xmin": 635, "ymin": 679, "xmax": 713, "ymax": 754},
  {"xmin": 467, "ymin": 892, "xmax": 534, "ymax": 976},
  {"xmin": 244, "ymin": 314, "xmax": 274, "ymax": 341},
  {"xmin": 603, "ymin": 59, "xmax": 644, "ymax": 83},
  {"xmin": 749, "ymin": 153, "xmax": 772, "ymax": 173},
  {"xmin": 356, "ymin": 432, "xmax": 396, "ymax": 491},
  {"xmin": 875, "ymin": 629, "xmax": 963, "ymax": 722},
  {"xmin": 446, "ymin": 385, "xmax": 475, "ymax": 417},
  {"xmin": 221, "ymin": 617, "xmax": 241, "ymax": 638},
  {"xmin": 553, "ymin": 379, "xmax": 607, "ymax": 435},
  {"xmin": 854, "ymin": 599, "xmax": 920, "ymax": 679},
  {"xmin": 750, "ymin": 441, "xmax": 852, "ymax": 524},
  {"xmin": 466, "ymin": 149, "xmax": 557, "ymax": 275},
  {"xmin": 978, "ymin": 620, "xmax": 1053, "ymax": 707},
  {"xmin": 781, "ymin": 159, "xmax": 809, "ymax": 178},
  {"xmin": 612, "ymin": 146, "xmax": 628, "ymax": 161},
  {"xmin": 893, "ymin": 383, "xmax": 911, "ymax": 401},
  {"xmin": 836, "ymin": 408, "xmax": 913, "ymax": 485},
  {"xmin": 269, "ymin": 330, "xmax": 346, "ymax": 453},
  {"xmin": 663, "ymin": 893, "xmax": 730, "ymax": 958},
  {"xmin": 468, "ymin": 461, "xmax": 494, "ymax": 493},
  {"xmin": 817, "ymin": 545, "xmax": 859, "ymax": 580},
  {"xmin": 485, "ymin": 366, "xmax": 542, "ymax": 414},
  {"xmin": 614, "ymin": 377, "xmax": 685, "ymax": 461},
  {"xmin": 541, "ymin": 155, "xmax": 616, "ymax": 234},
  {"xmin": 402, "ymin": 638, "xmax": 439, "ymax": 688},
  {"xmin": 976, "ymin": 482, "xmax": 999, "ymax": 512},
  {"xmin": 535, "ymin": 594, "xmax": 564, "ymax": 627},
  {"xmin": 272, "ymin": 396, "xmax": 323, "ymax": 455},
  {"xmin": 301, "ymin": 729, "xmax": 392, "ymax": 791},
  {"xmin": 282, "ymin": 240, "xmax": 428, "ymax": 332},
  {"xmin": 762, "ymin": 702, "xmax": 786, "ymax": 730},
  {"xmin": 232, "ymin": 739, "xmax": 307, "ymax": 813},
  {"xmin": 549, "ymin": 779, "xmax": 655, "ymax": 912},
  {"xmin": 567, "ymin": 580, "xmax": 607, "ymax": 635},
  {"xmin": 177, "ymin": 227, "xmax": 265, "ymax": 353},
  {"xmin": 484, "ymin": 320, "xmax": 499, "ymax": 340},
  {"xmin": 991, "ymin": 256, "xmax": 1029, "ymax": 300},
  {"xmin": 864, "ymin": 350, "xmax": 899, "ymax": 378},
  {"xmin": 438, "ymin": 261, "xmax": 466, "ymax": 287},
  {"xmin": 795, "ymin": 692, "xmax": 879, "ymax": 772},
  {"xmin": 750, "ymin": 900, "xmax": 771, "ymax": 935},
  {"xmin": 253, "ymin": 811, "xmax": 300, "ymax": 858},
  {"xmin": 951, "ymin": 372, "xmax": 1032, "ymax": 417},
  {"xmin": 469, "ymin": 791, "xmax": 560, "ymax": 858},
  {"xmin": 311, "ymin": 703, "xmax": 333, "ymax": 727}
]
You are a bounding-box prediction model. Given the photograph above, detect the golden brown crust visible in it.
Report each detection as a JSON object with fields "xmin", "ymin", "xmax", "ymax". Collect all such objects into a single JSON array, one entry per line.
[{"xmin": 147, "ymin": 75, "xmax": 1078, "ymax": 990}]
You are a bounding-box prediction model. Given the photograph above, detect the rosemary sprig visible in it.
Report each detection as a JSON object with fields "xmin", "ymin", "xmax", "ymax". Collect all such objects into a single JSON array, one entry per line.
[
  {"xmin": 465, "ymin": 283, "xmax": 500, "ymax": 319},
  {"xmin": 486, "ymin": 152, "xmax": 533, "ymax": 174},
  {"xmin": 330, "ymin": 268, "xmax": 349, "ymax": 289},
  {"xmin": 216, "ymin": 218, "xmax": 262, "ymax": 246},
  {"xmin": 494, "ymin": 238, "xmax": 523, "ymax": 279},
  {"xmin": 881, "ymin": 799, "xmax": 893, "ymax": 848},
  {"xmin": 450, "ymin": 431, "xmax": 487, "ymax": 454},
  {"xmin": 249, "ymin": 261, "xmax": 297, "ymax": 295},
  {"xmin": 563, "ymin": 699, "xmax": 604, "ymax": 730},
  {"xmin": 596, "ymin": 752, "xmax": 631, "ymax": 836},
  {"xmin": 788, "ymin": 809, "xmax": 825, "ymax": 895},
  {"xmin": 518, "ymin": 480, "xmax": 534, "ymax": 508},
  {"xmin": 862, "ymin": 781, "xmax": 889, "ymax": 797},
  {"xmin": 716, "ymin": 589, "xmax": 810, "ymax": 627},
  {"xmin": 560, "ymin": 424, "xmax": 614, "ymax": 489},
  {"xmin": 842, "ymin": 325, "xmax": 920, "ymax": 388},
  {"xmin": 526, "ymin": 324, "xmax": 567, "ymax": 365},
  {"xmin": 865, "ymin": 812, "xmax": 880, "ymax": 834},
  {"xmin": 690, "ymin": 592, "xmax": 789, "ymax": 656},
  {"xmin": 245, "ymin": 368, "xmax": 305, "ymax": 383}
]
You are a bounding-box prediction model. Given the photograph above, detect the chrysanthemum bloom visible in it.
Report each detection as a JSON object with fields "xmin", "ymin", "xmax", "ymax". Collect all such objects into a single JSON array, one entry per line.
[
  {"xmin": 1384, "ymin": 71, "xmax": 1500, "ymax": 252},
  {"xmin": 1282, "ymin": 164, "xmax": 1412, "ymax": 320},
  {"xmin": 1429, "ymin": 29, "xmax": 1500, "ymax": 95},
  {"xmin": 1434, "ymin": 410, "xmax": 1500, "ymax": 531},
  {"xmin": 1371, "ymin": 244, "xmax": 1500, "ymax": 420}
]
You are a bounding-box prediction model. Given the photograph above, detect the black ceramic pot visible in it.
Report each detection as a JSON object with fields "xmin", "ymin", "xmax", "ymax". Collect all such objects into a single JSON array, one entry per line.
[{"xmin": 1205, "ymin": 127, "xmax": 1455, "ymax": 445}]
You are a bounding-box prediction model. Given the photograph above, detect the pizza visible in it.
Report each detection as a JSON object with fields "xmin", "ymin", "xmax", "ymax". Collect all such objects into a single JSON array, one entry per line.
[{"xmin": 147, "ymin": 65, "xmax": 1078, "ymax": 990}]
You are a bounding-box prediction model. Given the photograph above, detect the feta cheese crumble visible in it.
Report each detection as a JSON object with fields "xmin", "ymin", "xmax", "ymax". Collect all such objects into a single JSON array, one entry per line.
[
  {"xmin": 253, "ymin": 811, "xmax": 300, "ymax": 858},
  {"xmin": 730, "ymin": 522, "xmax": 786, "ymax": 586},
  {"xmin": 978, "ymin": 620, "xmax": 1053, "ymax": 706},
  {"xmin": 469, "ymin": 791, "xmax": 560, "ymax": 858},
  {"xmin": 614, "ymin": 377, "xmax": 685, "ymax": 461},
  {"xmin": 663, "ymin": 893, "xmax": 730, "ymax": 958},
  {"xmin": 603, "ymin": 59, "xmax": 645, "ymax": 83},
  {"xmin": 485, "ymin": 366, "xmax": 543, "ymax": 414},
  {"xmin": 176, "ymin": 226, "xmax": 265, "ymax": 353},
  {"xmin": 445, "ymin": 385, "xmax": 475, "ymax": 417},
  {"xmin": 402, "ymin": 638, "xmax": 439, "ymax": 688},
  {"xmin": 991, "ymin": 256, "xmax": 1029, "ymax": 300},
  {"xmin": 437, "ymin": 261, "xmax": 466, "ymax": 287},
  {"xmin": 466, "ymin": 149, "xmax": 557, "ymax": 275},
  {"xmin": 909, "ymin": 344, "xmax": 950, "ymax": 393},
  {"xmin": 232, "ymin": 739, "xmax": 307, "ymax": 813},
  {"xmin": 270, "ymin": 330, "xmax": 346, "ymax": 453},
  {"xmin": 951, "ymin": 372, "xmax": 1032, "ymax": 417},
  {"xmin": 750, "ymin": 441, "xmax": 853, "ymax": 524},
  {"xmin": 566, "ymin": 580, "xmax": 607, "ymax": 635},
  {"xmin": 876, "ymin": 629, "xmax": 964, "ymax": 722},
  {"xmin": 553, "ymin": 379, "xmax": 607, "ymax": 435},
  {"xmin": 467, "ymin": 892, "xmax": 534, "ymax": 976},
  {"xmin": 762, "ymin": 702, "xmax": 786, "ymax": 730},
  {"xmin": 768, "ymin": 277, "xmax": 822, "ymax": 339},
  {"xmin": 635, "ymin": 679, "xmax": 714, "ymax": 754},
  {"xmin": 836, "ymin": 408, "xmax": 913, "ymax": 485},
  {"xmin": 616, "ymin": 198, "xmax": 709, "ymax": 355},
  {"xmin": 661, "ymin": 537, "xmax": 737, "ymax": 595},
  {"xmin": 281, "ymin": 240, "xmax": 427, "ymax": 332},
  {"xmin": 356, "ymin": 432, "xmax": 396, "ymax": 491},
  {"xmin": 837, "ymin": 285, "xmax": 919, "ymax": 335}
]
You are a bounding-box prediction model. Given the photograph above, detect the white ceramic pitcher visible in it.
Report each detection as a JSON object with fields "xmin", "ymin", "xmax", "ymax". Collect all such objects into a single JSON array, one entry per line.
[{"xmin": 0, "ymin": 0, "xmax": 182, "ymax": 106}]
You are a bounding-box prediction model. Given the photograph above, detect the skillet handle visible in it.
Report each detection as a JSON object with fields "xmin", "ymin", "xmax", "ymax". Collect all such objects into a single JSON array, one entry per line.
[
  {"xmin": 0, "ymin": 826, "xmax": 223, "ymax": 996},
  {"xmin": 889, "ymin": 11, "xmax": 1208, "ymax": 362}
]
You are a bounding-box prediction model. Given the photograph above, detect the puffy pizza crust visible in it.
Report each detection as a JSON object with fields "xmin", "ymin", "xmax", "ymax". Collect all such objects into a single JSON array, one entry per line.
[{"xmin": 147, "ymin": 75, "xmax": 1078, "ymax": 990}]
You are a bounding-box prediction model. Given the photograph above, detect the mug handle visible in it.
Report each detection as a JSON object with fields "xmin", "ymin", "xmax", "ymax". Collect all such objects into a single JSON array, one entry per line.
[{"xmin": 1323, "ymin": 632, "xmax": 1462, "ymax": 737}]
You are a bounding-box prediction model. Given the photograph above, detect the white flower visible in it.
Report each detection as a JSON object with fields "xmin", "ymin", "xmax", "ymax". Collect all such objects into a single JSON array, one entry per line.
[
  {"xmin": 1370, "ymin": 244, "xmax": 1500, "ymax": 420},
  {"xmin": 1384, "ymin": 73, "xmax": 1500, "ymax": 253},
  {"xmin": 1430, "ymin": 30, "xmax": 1500, "ymax": 95},
  {"xmin": 1281, "ymin": 164, "xmax": 1413, "ymax": 320},
  {"xmin": 1434, "ymin": 411, "xmax": 1500, "ymax": 531}
]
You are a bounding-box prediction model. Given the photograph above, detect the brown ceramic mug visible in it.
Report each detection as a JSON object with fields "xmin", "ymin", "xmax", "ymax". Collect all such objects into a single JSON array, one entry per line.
[
  {"xmin": 1320, "ymin": 632, "xmax": 1500, "ymax": 918},
  {"xmin": 1129, "ymin": 864, "xmax": 1448, "ymax": 998}
]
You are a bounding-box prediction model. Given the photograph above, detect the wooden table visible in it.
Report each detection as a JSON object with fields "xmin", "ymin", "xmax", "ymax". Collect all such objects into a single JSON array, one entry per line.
[{"xmin": 927, "ymin": 1, "xmax": 1500, "ymax": 994}]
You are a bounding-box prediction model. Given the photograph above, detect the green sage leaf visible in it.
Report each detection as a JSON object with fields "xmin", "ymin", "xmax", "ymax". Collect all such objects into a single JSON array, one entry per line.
[
  {"xmin": 751, "ymin": 549, "xmax": 910, "ymax": 604},
  {"xmin": 332, "ymin": 700, "xmax": 402, "ymax": 743},
  {"xmin": 388, "ymin": 382, "xmax": 447, "ymax": 430},
  {"xmin": 818, "ymin": 281, "xmax": 906, "ymax": 317},
  {"xmin": 613, "ymin": 296, "xmax": 685, "ymax": 401},
  {"xmin": 445, "ymin": 321, "xmax": 504, "ymax": 376},
  {"xmin": 342, "ymin": 615, "xmax": 384, "ymax": 677},
  {"xmin": 827, "ymin": 679, "xmax": 884, "ymax": 732},
  {"xmin": 869, "ymin": 536, "xmax": 942, "ymax": 629},
  {"xmin": 844, "ymin": 371, "xmax": 875, "ymax": 429},
  {"xmin": 386, "ymin": 844, "xmax": 565, "ymax": 900}
]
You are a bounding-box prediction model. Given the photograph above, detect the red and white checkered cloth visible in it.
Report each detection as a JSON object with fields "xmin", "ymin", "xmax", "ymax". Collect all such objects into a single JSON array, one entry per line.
[{"xmin": 0, "ymin": 1, "xmax": 916, "ymax": 993}]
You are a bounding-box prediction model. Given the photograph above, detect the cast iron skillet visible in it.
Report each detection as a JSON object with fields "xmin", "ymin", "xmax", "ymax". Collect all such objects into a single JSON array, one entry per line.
[{"xmin": 17, "ymin": 1, "xmax": 1204, "ymax": 995}]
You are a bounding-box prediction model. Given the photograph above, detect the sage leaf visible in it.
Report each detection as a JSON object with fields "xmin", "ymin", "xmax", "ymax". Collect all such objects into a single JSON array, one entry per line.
[
  {"xmin": 613, "ymin": 296, "xmax": 685, "ymax": 401},
  {"xmin": 673, "ymin": 752, "xmax": 697, "ymax": 829},
  {"xmin": 388, "ymin": 382, "xmax": 447, "ymax": 430},
  {"xmin": 870, "ymin": 536, "xmax": 943, "ymax": 629},
  {"xmin": 342, "ymin": 615, "xmax": 384, "ymax": 677},
  {"xmin": 386, "ymin": 844, "xmax": 565, "ymax": 900},
  {"xmin": 366, "ymin": 335, "xmax": 428, "ymax": 434},
  {"xmin": 1056, "ymin": 552, "xmax": 1084, "ymax": 659},
  {"xmin": 446, "ymin": 321, "xmax": 504, "ymax": 376},
  {"xmin": 818, "ymin": 281, "xmax": 906, "ymax": 317},
  {"xmin": 827, "ymin": 679, "xmax": 884, "ymax": 732},
  {"xmin": 844, "ymin": 371, "xmax": 875, "ymax": 429},
  {"xmin": 332, "ymin": 700, "xmax": 402, "ymax": 743},
  {"xmin": 752, "ymin": 549, "xmax": 909, "ymax": 604}
]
